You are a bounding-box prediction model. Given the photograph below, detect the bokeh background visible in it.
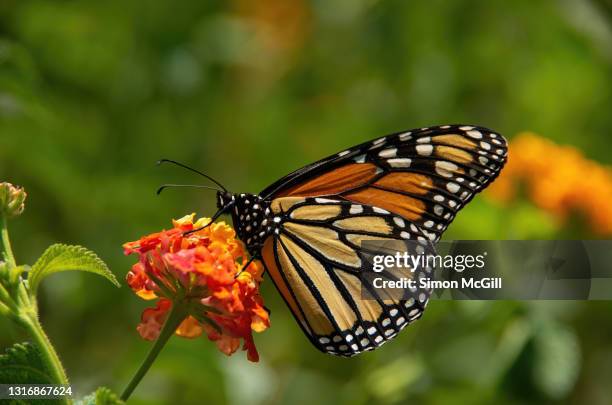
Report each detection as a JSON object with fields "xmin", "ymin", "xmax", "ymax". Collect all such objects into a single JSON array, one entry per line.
[{"xmin": 2, "ymin": 0, "xmax": 612, "ymax": 404}]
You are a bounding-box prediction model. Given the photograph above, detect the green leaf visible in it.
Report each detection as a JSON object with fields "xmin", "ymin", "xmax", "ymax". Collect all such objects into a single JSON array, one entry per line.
[
  {"xmin": 532, "ymin": 322, "xmax": 581, "ymax": 399},
  {"xmin": 76, "ymin": 387, "xmax": 124, "ymax": 405},
  {"xmin": 28, "ymin": 244, "xmax": 120, "ymax": 296},
  {"xmin": 0, "ymin": 342, "xmax": 53, "ymax": 384}
]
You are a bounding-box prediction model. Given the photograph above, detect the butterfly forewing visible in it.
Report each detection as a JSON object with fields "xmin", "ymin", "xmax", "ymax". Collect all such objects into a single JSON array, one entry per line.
[{"xmin": 261, "ymin": 125, "xmax": 507, "ymax": 242}]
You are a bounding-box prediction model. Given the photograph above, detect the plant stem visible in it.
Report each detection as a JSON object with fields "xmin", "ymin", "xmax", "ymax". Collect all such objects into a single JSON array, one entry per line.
[
  {"xmin": 0, "ymin": 216, "xmax": 16, "ymax": 267},
  {"xmin": 0, "ymin": 300, "xmax": 10, "ymax": 317},
  {"xmin": 0, "ymin": 282, "xmax": 13, "ymax": 308},
  {"xmin": 120, "ymin": 302, "xmax": 188, "ymax": 402},
  {"xmin": 21, "ymin": 311, "xmax": 71, "ymax": 405},
  {"xmin": 1, "ymin": 199, "xmax": 69, "ymax": 404}
]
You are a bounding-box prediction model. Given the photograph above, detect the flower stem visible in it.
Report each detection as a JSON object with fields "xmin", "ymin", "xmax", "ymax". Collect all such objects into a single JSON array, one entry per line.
[
  {"xmin": 0, "ymin": 300, "xmax": 10, "ymax": 317},
  {"xmin": 21, "ymin": 311, "xmax": 71, "ymax": 405},
  {"xmin": 121, "ymin": 303, "xmax": 188, "ymax": 402},
  {"xmin": 1, "ymin": 189, "xmax": 68, "ymax": 404},
  {"xmin": 0, "ymin": 215, "xmax": 16, "ymax": 268}
]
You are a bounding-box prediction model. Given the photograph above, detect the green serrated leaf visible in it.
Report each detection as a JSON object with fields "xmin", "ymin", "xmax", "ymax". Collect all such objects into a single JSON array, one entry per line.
[
  {"xmin": 28, "ymin": 244, "xmax": 120, "ymax": 296},
  {"xmin": 76, "ymin": 387, "xmax": 125, "ymax": 405},
  {"xmin": 0, "ymin": 342, "xmax": 53, "ymax": 384}
]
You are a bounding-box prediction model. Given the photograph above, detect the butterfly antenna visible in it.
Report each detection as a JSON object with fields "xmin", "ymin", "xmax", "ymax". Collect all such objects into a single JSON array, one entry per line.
[
  {"xmin": 157, "ymin": 159, "xmax": 227, "ymax": 192},
  {"xmin": 156, "ymin": 184, "xmax": 221, "ymax": 195}
]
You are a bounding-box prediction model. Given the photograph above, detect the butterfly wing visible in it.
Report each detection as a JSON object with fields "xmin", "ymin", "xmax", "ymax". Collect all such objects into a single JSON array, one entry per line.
[
  {"xmin": 260, "ymin": 197, "xmax": 434, "ymax": 356},
  {"xmin": 261, "ymin": 124, "xmax": 508, "ymax": 242},
  {"xmin": 256, "ymin": 124, "xmax": 507, "ymax": 355}
]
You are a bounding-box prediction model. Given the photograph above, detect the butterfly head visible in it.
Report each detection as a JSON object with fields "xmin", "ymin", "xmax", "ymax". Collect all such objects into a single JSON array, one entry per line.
[{"xmin": 216, "ymin": 191, "xmax": 235, "ymax": 211}]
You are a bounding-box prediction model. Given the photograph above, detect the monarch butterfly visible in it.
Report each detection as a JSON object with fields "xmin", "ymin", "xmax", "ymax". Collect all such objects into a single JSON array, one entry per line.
[{"xmin": 159, "ymin": 124, "xmax": 508, "ymax": 357}]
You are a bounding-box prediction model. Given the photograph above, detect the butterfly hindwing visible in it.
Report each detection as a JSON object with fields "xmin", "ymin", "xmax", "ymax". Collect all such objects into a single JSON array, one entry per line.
[{"xmin": 260, "ymin": 197, "xmax": 434, "ymax": 356}]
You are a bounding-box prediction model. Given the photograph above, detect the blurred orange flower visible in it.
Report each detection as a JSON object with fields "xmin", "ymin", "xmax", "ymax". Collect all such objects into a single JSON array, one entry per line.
[
  {"xmin": 234, "ymin": 0, "xmax": 311, "ymax": 54},
  {"xmin": 488, "ymin": 133, "xmax": 612, "ymax": 235},
  {"xmin": 124, "ymin": 214, "xmax": 269, "ymax": 362}
]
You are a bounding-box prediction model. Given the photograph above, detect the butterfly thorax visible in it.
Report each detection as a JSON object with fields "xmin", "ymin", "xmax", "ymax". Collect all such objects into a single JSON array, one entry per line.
[{"xmin": 224, "ymin": 193, "xmax": 273, "ymax": 254}]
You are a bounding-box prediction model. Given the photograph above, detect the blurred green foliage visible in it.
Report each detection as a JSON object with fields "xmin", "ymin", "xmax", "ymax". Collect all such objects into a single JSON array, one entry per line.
[{"xmin": 1, "ymin": 0, "xmax": 612, "ymax": 404}]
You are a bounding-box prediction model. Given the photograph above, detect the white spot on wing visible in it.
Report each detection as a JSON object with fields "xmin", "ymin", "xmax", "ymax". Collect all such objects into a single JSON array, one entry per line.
[
  {"xmin": 447, "ymin": 182, "xmax": 460, "ymax": 193},
  {"xmin": 466, "ymin": 130, "xmax": 483, "ymax": 139},
  {"xmin": 378, "ymin": 148, "xmax": 397, "ymax": 158},
  {"xmin": 388, "ymin": 158, "xmax": 411, "ymax": 168},
  {"xmin": 435, "ymin": 161, "xmax": 458, "ymax": 178},
  {"xmin": 349, "ymin": 205, "xmax": 363, "ymax": 214},
  {"xmin": 416, "ymin": 144, "xmax": 433, "ymax": 156},
  {"xmin": 354, "ymin": 154, "xmax": 366, "ymax": 163}
]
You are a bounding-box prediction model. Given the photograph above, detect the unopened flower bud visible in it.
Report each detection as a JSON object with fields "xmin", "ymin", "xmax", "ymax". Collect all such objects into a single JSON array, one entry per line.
[{"xmin": 0, "ymin": 182, "xmax": 27, "ymax": 218}]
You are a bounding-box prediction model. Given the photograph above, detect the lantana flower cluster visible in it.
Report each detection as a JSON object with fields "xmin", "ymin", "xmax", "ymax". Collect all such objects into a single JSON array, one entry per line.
[
  {"xmin": 123, "ymin": 214, "xmax": 269, "ymax": 362},
  {"xmin": 488, "ymin": 133, "xmax": 612, "ymax": 235}
]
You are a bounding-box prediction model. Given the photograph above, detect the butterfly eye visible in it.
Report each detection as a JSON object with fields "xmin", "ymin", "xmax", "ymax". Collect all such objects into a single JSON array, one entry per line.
[
  {"xmin": 216, "ymin": 192, "xmax": 235, "ymax": 209},
  {"xmin": 217, "ymin": 192, "xmax": 224, "ymax": 207}
]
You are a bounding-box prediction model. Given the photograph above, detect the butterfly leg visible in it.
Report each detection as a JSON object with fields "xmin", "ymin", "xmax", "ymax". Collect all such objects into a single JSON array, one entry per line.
[{"xmin": 235, "ymin": 253, "xmax": 261, "ymax": 279}]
